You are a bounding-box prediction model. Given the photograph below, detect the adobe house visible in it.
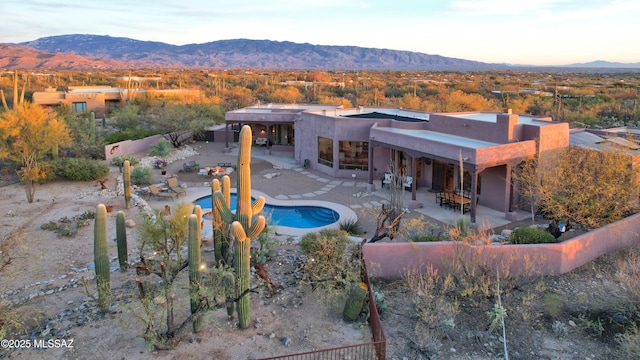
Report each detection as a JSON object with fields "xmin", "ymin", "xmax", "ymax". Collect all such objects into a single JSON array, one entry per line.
[
  {"xmin": 224, "ymin": 104, "xmax": 569, "ymax": 222},
  {"xmin": 33, "ymin": 86, "xmax": 201, "ymax": 116}
]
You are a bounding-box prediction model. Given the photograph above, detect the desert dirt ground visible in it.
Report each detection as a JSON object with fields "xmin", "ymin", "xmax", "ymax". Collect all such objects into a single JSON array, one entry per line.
[{"xmin": 1, "ymin": 142, "xmax": 639, "ymax": 360}]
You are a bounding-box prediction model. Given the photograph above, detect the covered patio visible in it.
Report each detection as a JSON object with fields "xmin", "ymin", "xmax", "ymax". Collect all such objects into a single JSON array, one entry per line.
[{"xmin": 367, "ymin": 122, "xmax": 538, "ymax": 223}]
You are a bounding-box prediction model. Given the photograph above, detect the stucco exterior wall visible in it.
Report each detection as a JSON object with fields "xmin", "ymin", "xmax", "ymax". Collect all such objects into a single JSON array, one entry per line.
[
  {"xmin": 363, "ymin": 212, "xmax": 640, "ymax": 279},
  {"xmin": 104, "ymin": 135, "xmax": 166, "ymax": 161},
  {"xmin": 428, "ymin": 113, "xmax": 514, "ymax": 143}
]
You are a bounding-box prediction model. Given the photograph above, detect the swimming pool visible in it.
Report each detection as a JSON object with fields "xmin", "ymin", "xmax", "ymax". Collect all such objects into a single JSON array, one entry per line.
[{"xmin": 194, "ymin": 194, "xmax": 340, "ymax": 228}]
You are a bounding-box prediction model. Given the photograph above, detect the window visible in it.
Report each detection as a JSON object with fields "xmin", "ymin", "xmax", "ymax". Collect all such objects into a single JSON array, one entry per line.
[
  {"xmin": 72, "ymin": 102, "xmax": 87, "ymax": 113},
  {"xmin": 338, "ymin": 141, "xmax": 368, "ymax": 170},
  {"xmin": 318, "ymin": 137, "xmax": 333, "ymax": 167}
]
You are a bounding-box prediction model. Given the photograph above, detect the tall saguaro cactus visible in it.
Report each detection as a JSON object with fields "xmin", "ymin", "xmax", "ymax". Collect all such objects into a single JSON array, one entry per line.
[
  {"xmin": 94, "ymin": 204, "xmax": 111, "ymax": 311},
  {"xmin": 211, "ymin": 177, "xmax": 231, "ymax": 263},
  {"xmin": 123, "ymin": 160, "xmax": 131, "ymax": 209},
  {"xmin": 89, "ymin": 111, "xmax": 96, "ymax": 145},
  {"xmin": 213, "ymin": 125, "xmax": 266, "ymax": 329},
  {"xmin": 188, "ymin": 211, "xmax": 203, "ymax": 333},
  {"xmin": 116, "ymin": 211, "xmax": 127, "ymax": 272}
]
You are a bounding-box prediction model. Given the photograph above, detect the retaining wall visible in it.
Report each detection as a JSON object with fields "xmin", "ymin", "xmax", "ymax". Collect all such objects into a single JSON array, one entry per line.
[
  {"xmin": 104, "ymin": 135, "xmax": 166, "ymax": 161},
  {"xmin": 363, "ymin": 212, "xmax": 640, "ymax": 279}
]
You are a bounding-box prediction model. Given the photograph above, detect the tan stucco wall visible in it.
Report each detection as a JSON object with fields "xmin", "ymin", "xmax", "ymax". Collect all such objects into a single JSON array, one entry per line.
[{"xmin": 363, "ymin": 212, "xmax": 640, "ymax": 279}]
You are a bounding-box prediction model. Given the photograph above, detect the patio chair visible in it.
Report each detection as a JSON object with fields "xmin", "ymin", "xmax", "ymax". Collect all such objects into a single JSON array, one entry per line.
[
  {"xmin": 382, "ymin": 173, "xmax": 393, "ymax": 189},
  {"xmin": 442, "ymin": 192, "xmax": 453, "ymax": 209},
  {"xmin": 148, "ymin": 184, "xmax": 177, "ymax": 200},
  {"xmin": 403, "ymin": 176, "xmax": 413, "ymax": 191},
  {"xmin": 166, "ymin": 177, "xmax": 186, "ymax": 197}
]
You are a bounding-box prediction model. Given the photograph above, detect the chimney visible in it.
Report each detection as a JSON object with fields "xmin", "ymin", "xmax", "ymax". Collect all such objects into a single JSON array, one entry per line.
[{"xmin": 503, "ymin": 108, "xmax": 512, "ymax": 114}]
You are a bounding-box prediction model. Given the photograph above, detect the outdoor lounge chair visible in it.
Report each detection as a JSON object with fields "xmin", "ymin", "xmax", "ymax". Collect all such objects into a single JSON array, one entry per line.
[
  {"xmin": 382, "ymin": 173, "xmax": 393, "ymax": 189},
  {"xmin": 403, "ymin": 176, "xmax": 413, "ymax": 191},
  {"xmin": 148, "ymin": 184, "xmax": 177, "ymax": 200},
  {"xmin": 166, "ymin": 177, "xmax": 186, "ymax": 197}
]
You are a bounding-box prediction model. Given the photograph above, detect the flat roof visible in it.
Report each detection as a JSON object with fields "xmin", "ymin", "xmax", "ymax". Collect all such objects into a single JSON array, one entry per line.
[
  {"xmin": 230, "ymin": 103, "xmax": 341, "ymax": 114},
  {"xmin": 375, "ymin": 127, "xmax": 499, "ymax": 149},
  {"xmin": 331, "ymin": 107, "xmax": 429, "ymax": 121},
  {"xmin": 445, "ymin": 112, "xmax": 552, "ymax": 126}
]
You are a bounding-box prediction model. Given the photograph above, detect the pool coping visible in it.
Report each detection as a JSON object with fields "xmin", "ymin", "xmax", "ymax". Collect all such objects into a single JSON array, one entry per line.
[{"xmin": 186, "ymin": 188, "xmax": 358, "ymax": 237}]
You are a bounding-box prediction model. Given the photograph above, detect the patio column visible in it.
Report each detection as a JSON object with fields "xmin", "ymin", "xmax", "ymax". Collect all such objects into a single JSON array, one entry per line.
[
  {"xmin": 266, "ymin": 124, "xmax": 271, "ymax": 152},
  {"xmin": 367, "ymin": 141, "xmax": 375, "ymax": 192},
  {"xmin": 470, "ymin": 169, "xmax": 478, "ymax": 223},
  {"xmin": 411, "ymin": 156, "xmax": 417, "ymax": 201},
  {"xmin": 224, "ymin": 122, "xmax": 230, "ymax": 151},
  {"xmin": 504, "ymin": 163, "xmax": 512, "ymax": 213}
]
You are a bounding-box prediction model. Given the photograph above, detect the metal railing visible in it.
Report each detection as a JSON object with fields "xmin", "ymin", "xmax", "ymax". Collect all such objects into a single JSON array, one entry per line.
[{"xmin": 258, "ymin": 264, "xmax": 386, "ymax": 360}]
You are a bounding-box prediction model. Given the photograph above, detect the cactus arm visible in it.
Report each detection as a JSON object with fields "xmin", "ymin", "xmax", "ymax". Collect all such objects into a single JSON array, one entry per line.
[
  {"xmin": 221, "ymin": 175, "xmax": 231, "ymax": 207},
  {"xmin": 193, "ymin": 205, "xmax": 203, "ymax": 234},
  {"xmin": 251, "ymin": 196, "xmax": 265, "ymax": 215},
  {"xmin": 94, "ymin": 204, "xmax": 111, "ymax": 311},
  {"xmin": 188, "ymin": 214, "xmax": 202, "ymax": 333},
  {"xmin": 246, "ymin": 215, "xmax": 266, "ymax": 239},
  {"xmin": 116, "ymin": 211, "xmax": 127, "ymax": 272},
  {"xmin": 212, "ymin": 178, "xmax": 220, "ymax": 193},
  {"xmin": 213, "ymin": 191, "xmax": 233, "ymax": 224}
]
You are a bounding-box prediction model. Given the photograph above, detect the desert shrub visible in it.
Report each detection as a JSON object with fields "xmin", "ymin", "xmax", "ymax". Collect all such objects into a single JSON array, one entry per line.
[
  {"xmin": 299, "ymin": 229, "xmax": 360, "ymax": 297},
  {"xmin": 104, "ymin": 128, "xmax": 157, "ymax": 144},
  {"xmin": 338, "ymin": 218, "xmax": 363, "ymax": 235},
  {"xmin": 110, "ymin": 155, "xmax": 140, "ymax": 168},
  {"xmin": 401, "ymin": 216, "xmax": 442, "ymax": 242},
  {"xmin": 130, "ymin": 166, "xmax": 152, "ymax": 185},
  {"xmin": 510, "ymin": 227, "xmax": 557, "ymax": 244},
  {"xmin": 405, "ymin": 267, "xmax": 459, "ymax": 348},
  {"xmin": 616, "ymin": 324, "xmax": 640, "ymax": 359},
  {"xmin": 149, "ymin": 138, "xmax": 171, "ymax": 157},
  {"xmin": 410, "ymin": 233, "xmax": 441, "ymax": 242},
  {"xmin": 543, "ymin": 292, "xmax": 563, "ymax": 319},
  {"xmin": 45, "ymin": 158, "xmax": 109, "ymax": 181}
]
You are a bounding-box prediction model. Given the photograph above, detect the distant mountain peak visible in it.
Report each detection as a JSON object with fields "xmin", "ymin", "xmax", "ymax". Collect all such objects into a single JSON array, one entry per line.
[
  {"xmin": 15, "ymin": 34, "xmax": 502, "ymax": 71},
  {"xmin": 3, "ymin": 34, "xmax": 639, "ymax": 71}
]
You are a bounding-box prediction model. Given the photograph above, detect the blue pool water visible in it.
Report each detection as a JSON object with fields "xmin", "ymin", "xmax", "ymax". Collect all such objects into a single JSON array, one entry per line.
[{"xmin": 194, "ymin": 194, "xmax": 339, "ymax": 228}]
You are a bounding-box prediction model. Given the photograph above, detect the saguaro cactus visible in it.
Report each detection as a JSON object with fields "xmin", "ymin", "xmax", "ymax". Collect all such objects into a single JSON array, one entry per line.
[
  {"xmin": 123, "ymin": 160, "xmax": 131, "ymax": 209},
  {"xmin": 211, "ymin": 177, "xmax": 231, "ymax": 263},
  {"xmin": 89, "ymin": 111, "xmax": 96, "ymax": 144},
  {"xmin": 343, "ymin": 282, "xmax": 369, "ymax": 322},
  {"xmin": 188, "ymin": 211, "xmax": 203, "ymax": 333},
  {"xmin": 94, "ymin": 204, "xmax": 111, "ymax": 310},
  {"xmin": 116, "ymin": 211, "xmax": 127, "ymax": 272},
  {"xmin": 213, "ymin": 125, "xmax": 266, "ymax": 329}
]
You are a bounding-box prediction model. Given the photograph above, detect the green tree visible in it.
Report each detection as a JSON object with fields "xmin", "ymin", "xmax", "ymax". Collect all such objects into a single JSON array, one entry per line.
[
  {"xmin": 529, "ymin": 146, "xmax": 639, "ymax": 229},
  {"xmin": 111, "ymin": 104, "xmax": 141, "ymax": 131},
  {"xmin": 0, "ymin": 102, "xmax": 71, "ymax": 202},
  {"xmin": 145, "ymin": 103, "xmax": 222, "ymax": 148}
]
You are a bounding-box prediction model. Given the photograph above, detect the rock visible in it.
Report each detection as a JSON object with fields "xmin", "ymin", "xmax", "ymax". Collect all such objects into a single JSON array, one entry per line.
[
  {"xmin": 125, "ymin": 219, "xmax": 136, "ymax": 228},
  {"xmin": 500, "ymin": 229, "xmax": 513, "ymax": 238},
  {"xmin": 280, "ymin": 336, "xmax": 291, "ymax": 346}
]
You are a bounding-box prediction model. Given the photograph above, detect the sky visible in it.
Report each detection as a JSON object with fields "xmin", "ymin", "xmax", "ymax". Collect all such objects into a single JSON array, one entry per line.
[{"xmin": 2, "ymin": 0, "xmax": 639, "ymax": 66}]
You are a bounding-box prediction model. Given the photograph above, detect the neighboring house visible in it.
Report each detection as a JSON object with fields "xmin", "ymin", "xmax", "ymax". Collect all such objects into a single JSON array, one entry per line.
[
  {"xmin": 33, "ymin": 86, "xmax": 201, "ymax": 116},
  {"xmin": 224, "ymin": 104, "xmax": 570, "ymax": 222},
  {"xmin": 570, "ymin": 127, "xmax": 640, "ymax": 170}
]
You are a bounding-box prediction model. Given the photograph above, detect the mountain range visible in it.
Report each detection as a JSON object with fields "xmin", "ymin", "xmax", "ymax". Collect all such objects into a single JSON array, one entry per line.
[{"xmin": 1, "ymin": 34, "xmax": 639, "ymax": 71}]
